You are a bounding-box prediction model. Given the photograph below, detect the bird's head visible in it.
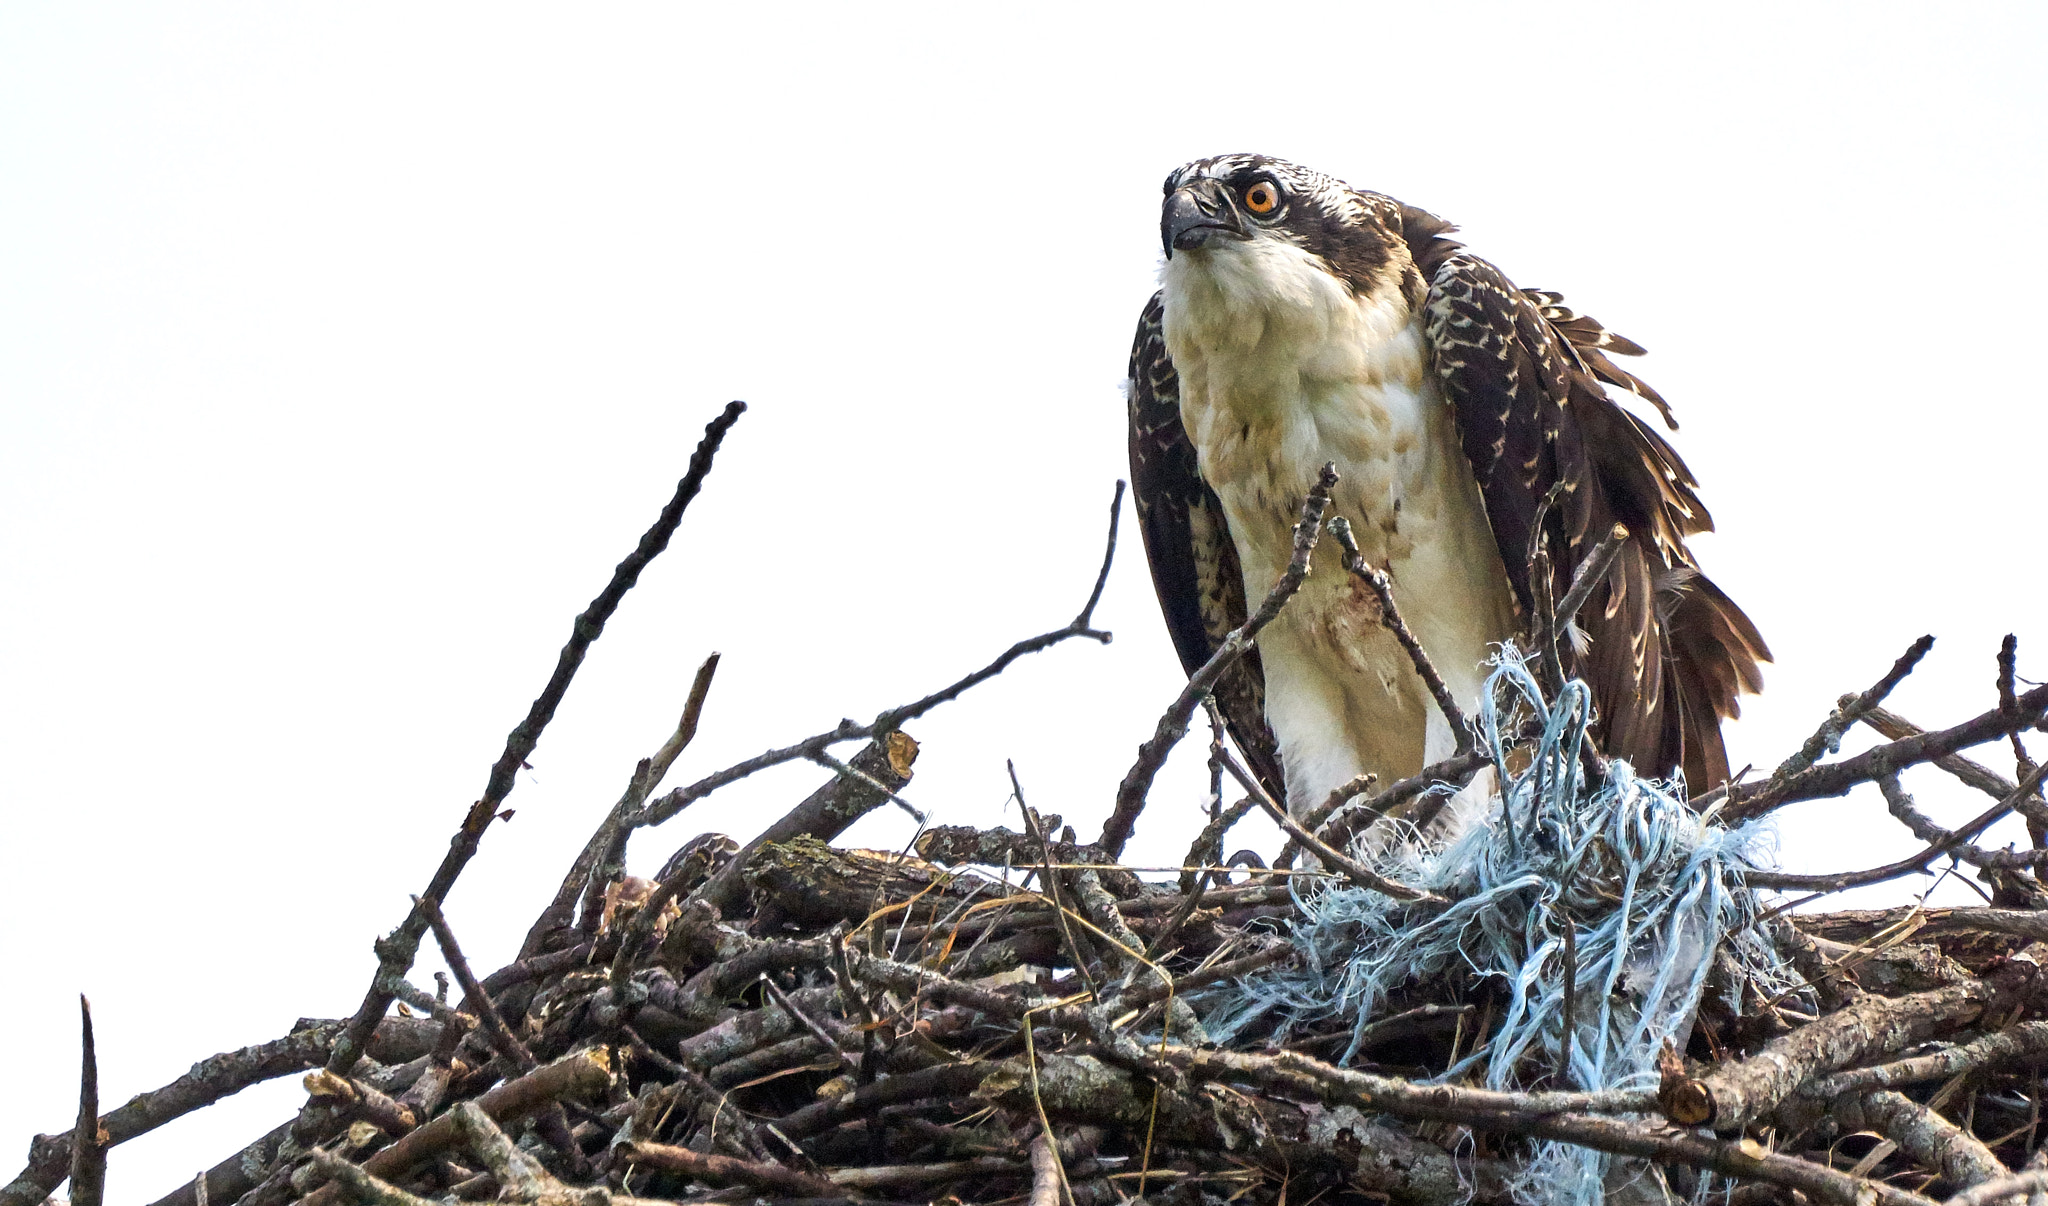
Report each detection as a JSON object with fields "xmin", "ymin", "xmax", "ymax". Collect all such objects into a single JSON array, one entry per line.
[{"xmin": 1160, "ymin": 154, "xmax": 1423, "ymax": 304}]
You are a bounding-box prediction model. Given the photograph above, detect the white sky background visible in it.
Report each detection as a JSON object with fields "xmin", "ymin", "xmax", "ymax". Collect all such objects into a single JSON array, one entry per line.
[{"xmin": 3, "ymin": 2, "xmax": 2045, "ymax": 1198}]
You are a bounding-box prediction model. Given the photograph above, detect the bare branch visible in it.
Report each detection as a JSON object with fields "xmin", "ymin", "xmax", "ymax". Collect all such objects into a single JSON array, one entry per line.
[
  {"xmin": 1073, "ymin": 479, "xmax": 1125, "ymax": 631},
  {"xmin": 1274, "ymin": 772, "xmax": 1377, "ymax": 870},
  {"xmin": 638, "ymin": 480, "xmax": 1126, "ymax": 833},
  {"xmin": 3, "ymin": 1020, "xmax": 432, "ymax": 1206},
  {"xmin": 651, "ymin": 650, "xmax": 722, "ymax": 793},
  {"xmin": 297, "ymin": 1048, "xmax": 611, "ymax": 1206},
  {"xmin": 1216, "ymin": 746, "xmax": 1440, "ymax": 903},
  {"xmin": 1313, "ymin": 749, "xmax": 1491, "ymax": 856},
  {"xmin": 1999, "ymin": 635, "xmax": 2041, "ymax": 800},
  {"xmin": 1807, "ymin": 1022, "xmax": 2048, "ymax": 1098},
  {"xmin": 1943, "ymin": 1167, "xmax": 2048, "ymax": 1206},
  {"xmin": 621, "ymin": 1140, "xmax": 841, "ymax": 1196},
  {"xmin": 1672, "ymin": 945, "xmax": 2045, "ymax": 1131},
  {"xmin": 1099, "ymin": 463, "xmax": 1339, "ymax": 855},
  {"xmin": 1172, "ymin": 1047, "xmax": 1932, "ymax": 1206},
  {"xmin": 1784, "ymin": 635, "xmax": 1939, "ymax": 781},
  {"xmin": 1727, "ymin": 678, "xmax": 2048, "ymax": 821},
  {"xmin": 1549, "ymin": 522, "xmax": 1631, "ymax": 642},
  {"xmin": 1864, "ymin": 703, "xmax": 2048, "ymax": 839},
  {"xmin": 551, "ymin": 649, "xmax": 723, "ymax": 953},
  {"xmin": 419, "ymin": 900, "xmax": 591, "ymax": 1172},
  {"xmin": 68, "ymin": 997, "xmax": 103, "ymax": 1206},
  {"xmin": 688, "ymin": 730, "xmax": 918, "ymax": 916},
  {"xmin": 1326, "ymin": 514, "xmax": 1471, "ymax": 757},
  {"xmin": 1028, "ymin": 1131, "xmax": 1061, "ymax": 1206},
  {"xmin": 1749, "ymin": 764, "xmax": 2048, "ymax": 893},
  {"xmin": 325, "ymin": 400, "xmax": 746, "ymax": 1075},
  {"xmin": 807, "ymin": 747, "xmax": 925, "ymax": 824},
  {"xmin": 1836, "ymin": 1089, "xmax": 2007, "ymax": 1190}
]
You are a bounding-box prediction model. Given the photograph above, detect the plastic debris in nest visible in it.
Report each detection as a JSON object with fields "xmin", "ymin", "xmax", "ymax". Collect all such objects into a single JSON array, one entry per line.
[{"xmin": 1197, "ymin": 651, "xmax": 1799, "ymax": 1205}]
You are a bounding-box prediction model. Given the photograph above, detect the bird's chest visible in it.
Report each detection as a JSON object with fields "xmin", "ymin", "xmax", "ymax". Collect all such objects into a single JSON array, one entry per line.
[
  {"xmin": 1161, "ymin": 258, "xmax": 1519, "ymax": 706},
  {"xmin": 1162, "ymin": 268, "xmax": 1463, "ymax": 584}
]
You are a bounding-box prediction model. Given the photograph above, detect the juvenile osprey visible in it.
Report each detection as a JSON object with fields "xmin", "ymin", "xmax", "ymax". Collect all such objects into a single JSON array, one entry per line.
[{"xmin": 1128, "ymin": 154, "xmax": 1768, "ymax": 812}]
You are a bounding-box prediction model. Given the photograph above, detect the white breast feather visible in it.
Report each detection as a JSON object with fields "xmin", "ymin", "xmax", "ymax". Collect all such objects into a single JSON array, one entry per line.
[{"xmin": 1162, "ymin": 237, "xmax": 1519, "ymax": 814}]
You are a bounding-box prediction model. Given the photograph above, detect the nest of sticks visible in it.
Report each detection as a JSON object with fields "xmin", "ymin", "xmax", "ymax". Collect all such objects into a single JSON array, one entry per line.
[{"xmin": 13, "ymin": 402, "xmax": 2048, "ymax": 1206}]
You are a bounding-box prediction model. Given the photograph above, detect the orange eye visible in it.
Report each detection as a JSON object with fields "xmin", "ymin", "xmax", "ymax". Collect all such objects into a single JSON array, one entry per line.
[{"xmin": 1244, "ymin": 182, "xmax": 1279, "ymax": 214}]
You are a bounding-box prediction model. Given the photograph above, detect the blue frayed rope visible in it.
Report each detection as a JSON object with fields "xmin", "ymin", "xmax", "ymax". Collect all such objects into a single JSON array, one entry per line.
[{"xmin": 1193, "ymin": 651, "xmax": 1798, "ymax": 1205}]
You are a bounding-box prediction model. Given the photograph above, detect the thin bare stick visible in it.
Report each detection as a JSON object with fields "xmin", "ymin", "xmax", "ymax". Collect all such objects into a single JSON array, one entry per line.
[
  {"xmin": 1203, "ymin": 696, "xmax": 1227, "ymax": 821},
  {"xmin": 638, "ymin": 480, "xmax": 1123, "ymax": 831},
  {"xmin": 3, "ymin": 1021, "xmax": 428, "ymax": 1206},
  {"xmin": 1176, "ymin": 700, "xmax": 1233, "ymax": 895},
  {"xmin": 1694, "ymin": 638, "xmax": 1940, "ymax": 817},
  {"xmin": 1750, "ymin": 764, "xmax": 2048, "ymax": 893},
  {"xmin": 2002, "ymin": 635, "xmax": 2046, "ymax": 848},
  {"xmin": 1728, "ymin": 678, "xmax": 2048, "ymax": 822},
  {"xmin": 419, "ymin": 900, "xmax": 533, "ymax": 1072},
  {"xmin": 1074, "ymin": 480, "xmax": 1125, "ymax": 631},
  {"xmin": 1549, "ymin": 523, "xmax": 1630, "ymax": 643},
  {"xmin": 2001, "ymin": 635, "xmax": 2041, "ymax": 776},
  {"xmin": 622, "ymin": 1140, "xmax": 841, "ymax": 1197},
  {"xmin": 1945, "ymin": 1168, "xmax": 2048, "ymax": 1206},
  {"xmin": 1863, "ymin": 705, "xmax": 2048, "ymax": 834},
  {"xmin": 69, "ymin": 997, "xmax": 104, "ymax": 1206},
  {"xmin": 520, "ymin": 652, "xmax": 723, "ymax": 957},
  {"xmin": 1121, "ymin": 947, "xmax": 1296, "ymax": 1009},
  {"xmin": 1326, "ymin": 515, "xmax": 1471, "ymax": 756},
  {"xmin": 1179, "ymin": 797, "xmax": 1258, "ymax": 896},
  {"xmin": 1217, "ymin": 746, "xmax": 1441, "ymax": 904},
  {"xmin": 1100, "ymin": 464, "xmax": 1339, "ymax": 855},
  {"xmin": 1314, "ymin": 749, "xmax": 1491, "ymax": 855},
  {"xmin": 650, "ymin": 651, "xmax": 722, "ymax": 792},
  {"xmin": 868, "ymin": 478, "xmax": 1122, "ymax": 737},
  {"xmin": 1875, "ymin": 769, "xmax": 2048, "ymax": 875},
  {"xmin": 572, "ymin": 651, "xmax": 724, "ymax": 942},
  {"xmin": 418, "ymin": 906, "xmax": 587, "ymax": 1178},
  {"xmin": 1790, "ymin": 635, "xmax": 1940, "ymax": 779},
  {"xmin": 808, "ymin": 748, "xmax": 925, "ymax": 824},
  {"xmin": 756, "ymin": 974, "xmax": 849, "ymax": 1070},
  {"xmin": 326, "ymin": 400, "xmax": 746, "ymax": 1074},
  {"xmin": 1274, "ymin": 772, "xmax": 1376, "ymax": 870},
  {"xmin": 1016, "ymin": 764, "xmax": 1097, "ymax": 1001}
]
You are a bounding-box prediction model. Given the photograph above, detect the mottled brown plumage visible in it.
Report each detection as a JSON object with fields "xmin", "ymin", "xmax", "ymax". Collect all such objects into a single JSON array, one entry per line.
[{"xmin": 1130, "ymin": 155, "xmax": 1768, "ymax": 797}]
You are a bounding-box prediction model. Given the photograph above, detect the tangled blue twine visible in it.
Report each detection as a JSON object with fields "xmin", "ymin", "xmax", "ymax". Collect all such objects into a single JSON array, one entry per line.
[{"xmin": 1194, "ymin": 651, "xmax": 1798, "ymax": 1205}]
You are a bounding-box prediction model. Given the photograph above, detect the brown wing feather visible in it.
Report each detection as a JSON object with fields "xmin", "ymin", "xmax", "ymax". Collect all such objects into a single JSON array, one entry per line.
[
  {"xmin": 1127, "ymin": 292, "xmax": 1286, "ymax": 801},
  {"xmin": 1403, "ymin": 210, "xmax": 1770, "ymax": 793}
]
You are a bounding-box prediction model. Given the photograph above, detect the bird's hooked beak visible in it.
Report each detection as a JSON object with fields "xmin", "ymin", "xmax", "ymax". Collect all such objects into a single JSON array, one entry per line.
[{"xmin": 1162, "ymin": 178, "xmax": 1249, "ymax": 258}]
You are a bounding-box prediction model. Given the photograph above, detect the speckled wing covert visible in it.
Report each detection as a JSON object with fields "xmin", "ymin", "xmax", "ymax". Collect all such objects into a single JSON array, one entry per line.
[
  {"xmin": 1126, "ymin": 292, "xmax": 1288, "ymax": 802},
  {"xmin": 1399, "ymin": 207, "xmax": 1769, "ymax": 792}
]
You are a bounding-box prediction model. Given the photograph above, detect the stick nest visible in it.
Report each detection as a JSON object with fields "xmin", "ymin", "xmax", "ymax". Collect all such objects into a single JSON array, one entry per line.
[{"xmin": 11, "ymin": 410, "xmax": 2048, "ymax": 1206}]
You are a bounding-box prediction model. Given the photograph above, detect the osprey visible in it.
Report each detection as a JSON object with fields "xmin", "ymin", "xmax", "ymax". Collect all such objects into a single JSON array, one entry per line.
[{"xmin": 1128, "ymin": 154, "xmax": 1768, "ymax": 813}]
